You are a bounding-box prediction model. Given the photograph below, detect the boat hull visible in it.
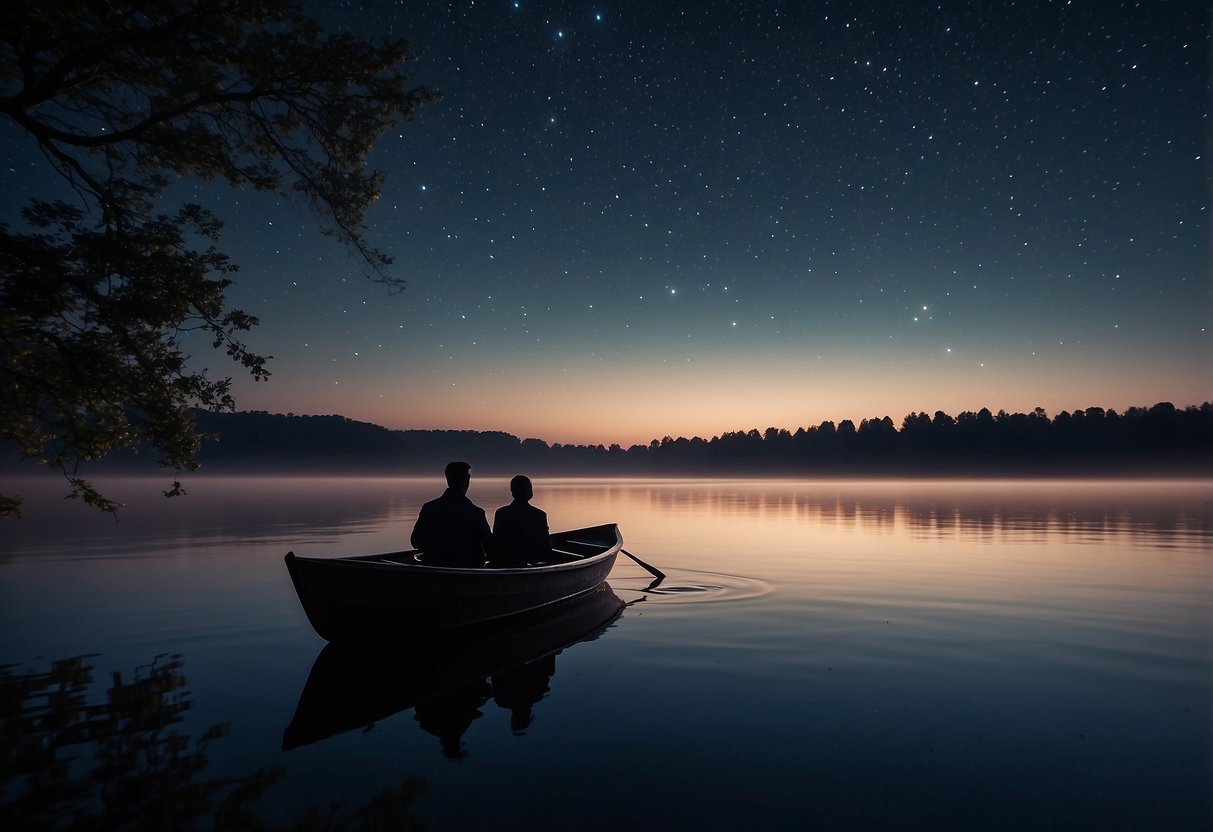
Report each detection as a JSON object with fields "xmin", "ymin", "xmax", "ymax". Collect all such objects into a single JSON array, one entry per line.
[{"xmin": 284, "ymin": 524, "xmax": 621, "ymax": 641}]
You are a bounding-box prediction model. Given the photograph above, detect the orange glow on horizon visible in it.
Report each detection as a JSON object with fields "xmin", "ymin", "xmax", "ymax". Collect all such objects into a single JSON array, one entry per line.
[{"xmin": 231, "ymin": 351, "xmax": 1212, "ymax": 446}]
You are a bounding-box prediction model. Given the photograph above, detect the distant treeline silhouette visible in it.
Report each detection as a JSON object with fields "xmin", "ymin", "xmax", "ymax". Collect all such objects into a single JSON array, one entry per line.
[{"xmin": 172, "ymin": 402, "xmax": 1213, "ymax": 475}]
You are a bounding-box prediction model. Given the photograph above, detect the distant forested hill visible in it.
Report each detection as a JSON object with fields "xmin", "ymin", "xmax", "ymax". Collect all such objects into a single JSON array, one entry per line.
[
  {"xmin": 191, "ymin": 410, "xmax": 541, "ymax": 472},
  {"xmin": 8, "ymin": 403, "xmax": 1210, "ymax": 477},
  {"xmin": 186, "ymin": 404, "xmax": 1211, "ymax": 475}
]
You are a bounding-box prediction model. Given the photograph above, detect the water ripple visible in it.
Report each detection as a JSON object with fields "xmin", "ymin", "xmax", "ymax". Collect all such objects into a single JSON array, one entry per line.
[{"xmin": 615, "ymin": 569, "xmax": 772, "ymax": 603}]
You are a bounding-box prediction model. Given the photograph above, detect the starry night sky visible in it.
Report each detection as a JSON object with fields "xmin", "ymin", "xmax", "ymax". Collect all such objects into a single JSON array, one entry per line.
[{"xmin": 9, "ymin": 1, "xmax": 1212, "ymax": 446}]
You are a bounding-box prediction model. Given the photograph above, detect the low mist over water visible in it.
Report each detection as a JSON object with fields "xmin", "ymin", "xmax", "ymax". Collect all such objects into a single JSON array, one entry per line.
[{"xmin": 2, "ymin": 476, "xmax": 1209, "ymax": 829}]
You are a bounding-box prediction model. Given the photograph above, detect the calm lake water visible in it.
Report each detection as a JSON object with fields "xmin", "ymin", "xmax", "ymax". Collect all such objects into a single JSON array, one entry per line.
[{"xmin": 2, "ymin": 476, "xmax": 1210, "ymax": 830}]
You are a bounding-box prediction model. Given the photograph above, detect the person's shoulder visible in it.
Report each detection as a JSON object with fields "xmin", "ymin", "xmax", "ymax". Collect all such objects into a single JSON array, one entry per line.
[{"xmin": 461, "ymin": 494, "xmax": 487, "ymax": 514}]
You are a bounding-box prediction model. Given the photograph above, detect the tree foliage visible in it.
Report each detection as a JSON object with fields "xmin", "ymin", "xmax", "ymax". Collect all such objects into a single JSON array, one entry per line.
[
  {"xmin": 0, "ymin": 0, "xmax": 436, "ymax": 514},
  {"xmin": 183, "ymin": 401, "xmax": 1213, "ymax": 475}
]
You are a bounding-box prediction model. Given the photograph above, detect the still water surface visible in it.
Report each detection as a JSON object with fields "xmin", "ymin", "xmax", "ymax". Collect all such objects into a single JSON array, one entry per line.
[{"xmin": 2, "ymin": 476, "xmax": 1210, "ymax": 829}]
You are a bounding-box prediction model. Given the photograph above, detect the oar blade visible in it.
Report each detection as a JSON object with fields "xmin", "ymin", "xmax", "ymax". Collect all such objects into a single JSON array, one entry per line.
[{"xmin": 621, "ymin": 548, "xmax": 666, "ymax": 581}]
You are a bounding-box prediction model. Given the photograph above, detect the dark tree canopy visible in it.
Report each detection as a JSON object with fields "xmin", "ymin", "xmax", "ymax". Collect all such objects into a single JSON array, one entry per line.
[
  {"xmin": 176, "ymin": 402, "xmax": 1213, "ymax": 475},
  {"xmin": 0, "ymin": 0, "xmax": 436, "ymax": 513}
]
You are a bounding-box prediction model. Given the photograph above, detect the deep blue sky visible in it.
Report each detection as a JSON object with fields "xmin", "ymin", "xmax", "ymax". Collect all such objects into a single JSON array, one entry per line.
[{"xmin": 6, "ymin": 0, "xmax": 1210, "ymax": 444}]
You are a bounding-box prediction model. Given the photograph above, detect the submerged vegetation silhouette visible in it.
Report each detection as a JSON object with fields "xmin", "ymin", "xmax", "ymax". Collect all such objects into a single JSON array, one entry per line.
[{"xmin": 0, "ymin": 654, "xmax": 427, "ymax": 831}]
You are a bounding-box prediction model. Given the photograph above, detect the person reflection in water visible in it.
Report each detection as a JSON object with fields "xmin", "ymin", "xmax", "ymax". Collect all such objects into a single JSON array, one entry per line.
[
  {"xmin": 411, "ymin": 461, "xmax": 493, "ymax": 567},
  {"xmin": 492, "ymin": 654, "xmax": 557, "ymax": 734},
  {"xmin": 413, "ymin": 679, "xmax": 492, "ymax": 760},
  {"xmin": 491, "ymin": 475, "xmax": 553, "ymax": 567}
]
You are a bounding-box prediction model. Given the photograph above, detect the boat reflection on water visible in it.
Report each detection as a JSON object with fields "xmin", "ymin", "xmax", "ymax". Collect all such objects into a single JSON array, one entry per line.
[{"xmin": 282, "ymin": 582, "xmax": 626, "ymax": 756}]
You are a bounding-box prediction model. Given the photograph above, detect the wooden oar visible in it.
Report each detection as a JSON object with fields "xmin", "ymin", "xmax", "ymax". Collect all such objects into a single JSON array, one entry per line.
[
  {"xmin": 621, "ymin": 548, "xmax": 665, "ymax": 581},
  {"xmin": 553, "ymin": 543, "xmax": 666, "ymax": 585}
]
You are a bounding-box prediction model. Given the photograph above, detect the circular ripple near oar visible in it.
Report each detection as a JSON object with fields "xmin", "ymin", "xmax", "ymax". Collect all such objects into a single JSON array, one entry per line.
[{"xmin": 620, "ymin": 570, "xmax": 772, "ymax": 604}]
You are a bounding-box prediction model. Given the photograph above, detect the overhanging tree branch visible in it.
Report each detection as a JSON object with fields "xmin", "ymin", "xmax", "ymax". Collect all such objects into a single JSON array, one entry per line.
[{"xmin": 1, "ymin": 0, "xmax": 438, "ymax": 514}]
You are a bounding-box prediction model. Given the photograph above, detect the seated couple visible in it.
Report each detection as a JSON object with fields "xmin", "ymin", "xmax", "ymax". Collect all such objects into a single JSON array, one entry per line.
[{"xmin": 409, "ymin": 461, "xmax": 552, "ymax": 568}]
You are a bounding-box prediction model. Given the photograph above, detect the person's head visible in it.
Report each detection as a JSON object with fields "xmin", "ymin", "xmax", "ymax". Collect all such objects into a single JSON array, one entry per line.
[
  {"xmin": 509, "ymin": 475, "xmax": 533, "ymax": 502},
  {"xmin": 445, "ymin": 461, "xmax": 472, "ymax": 493}
]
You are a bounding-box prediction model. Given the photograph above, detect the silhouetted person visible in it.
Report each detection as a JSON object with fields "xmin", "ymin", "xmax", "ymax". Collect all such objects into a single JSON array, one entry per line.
[
  {"xmin": 492, "ymin": 654, "xmax": 556, "ymax": 734},
  {"xmin": 411, "ymin": 461, "xmax": 492, "ymax": 567},
  {"xmin": 491, "ymin": 475, "xmax": 552, "ymax": 567}
]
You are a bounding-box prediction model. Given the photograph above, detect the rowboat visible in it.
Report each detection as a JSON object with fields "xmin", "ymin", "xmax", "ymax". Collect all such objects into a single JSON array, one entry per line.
[
  {"xmin": 284, "ymin": 523, "xmax": 622, "ymax": 642},
  {"xmin": 282, "ymin": 581, "xmax": 625, "ymax": 750}
]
